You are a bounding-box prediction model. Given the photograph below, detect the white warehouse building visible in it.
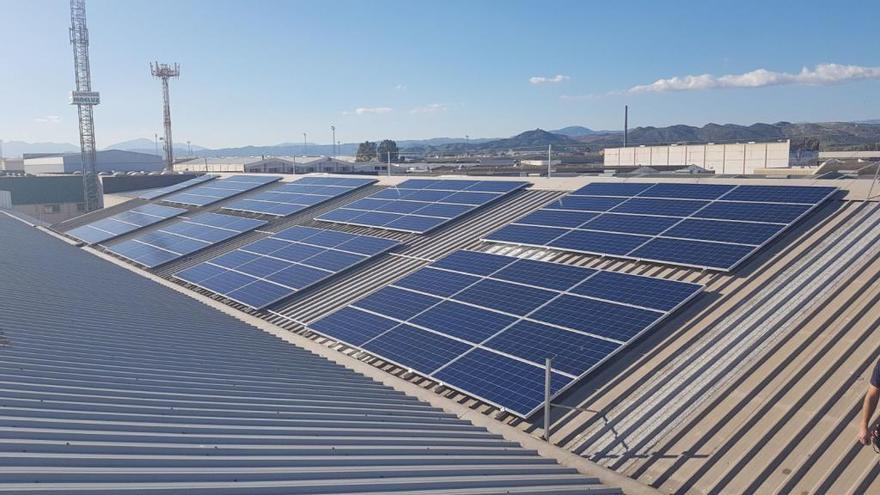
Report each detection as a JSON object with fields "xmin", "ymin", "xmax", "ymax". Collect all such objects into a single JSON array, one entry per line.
[
  {"xmin": 603, "ymin": 140, "xmax": 807, "ymax": 174},
  {"xmin": 23, "ymin": 150, "xmax": 163, "ymax": 174}
]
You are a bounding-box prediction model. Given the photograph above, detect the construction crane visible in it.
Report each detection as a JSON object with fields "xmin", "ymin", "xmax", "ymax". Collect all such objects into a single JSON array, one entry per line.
[
  {"xmin": 150, "ymin": 62, "xmax": 180, "ymax": 171},
  {"xmin": 68, "ymin": 0, "xmax": 103, "ymax": 211}
]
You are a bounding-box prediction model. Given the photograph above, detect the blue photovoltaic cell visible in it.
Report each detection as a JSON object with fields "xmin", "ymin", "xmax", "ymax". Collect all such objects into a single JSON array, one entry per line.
[
  {"xmin": 307, "ymin": 249, "xmax": 702, "ymax": 417},
  {"xmin": 581, "ymin": 213, "xmax": 680, "ymax": 236},
  {"xmin": 138, "ymin": 174, "xmax": 217, "ymax": 200},
  {"xmin": 533, "ymin": 295, "xmax": 662, "ymax": 342},
  {"xmin": 409, "ymin": 301, "xmax": 518, "ymax": 344},
  {"xmin": 316, "ymin": 179, "xmax": 528, "ymax": 234},
  {"xmin": 570, "ymin": 270, "xmax": 700, "ymax": 311},
  {"xmin": 175, "ymin": 226, "xmax": 399, "ymax": 309},
  {"xmin": 363, "ymin": 325, "xmax": 472, "ymax": 374},
  {"xmin": 664, "ymin": 218, "xmax": 784, "ymax": 246},
  {"xmin": 611, "ymin": 198, "xmax": 709, "ymax": 217},
  {"xmin": 485, "ymin": 321, "xmax": 621, "ymax": 376},
  {"xmin": 394, "ymin": 267, "xmax": 480, "ymax": 298},
  {"xmin": 106, "ymin": 213, "xmax": 266, "ymax": 268},
  {"xmin": 67, "ymin": 204, "xmax": 187, "ymax": 244},
  {"xmin": 309, "ymin": 307, "xmax": 399, "ymax": 346},
  {"xmin": 694, "ymin": 202, "xmax": 811, "ymax": 224},
  {"xmin": 433, "ymin": 349, "xmax": 571, "ymax": 417},
  {"xmin": 631, "ymin": 237, "xmax": 755, "ymax": 271},
  {"xmin": 484, "ymin": 182, "xmax": 835, "ymax": 272},
  {"xmin": 549, "ymin": 229, "xmax": 649, "ymax": 256},
  {"xmin": 162, "ymin": 175, "xmax": 280, "ymax": 206},
  {"xmin": 483, "ymin": 224, "xmax": 568, "ymax": 246},
  {"xmin": 572, "ymin": 182, "xmax": 655, "ymax": 197}
]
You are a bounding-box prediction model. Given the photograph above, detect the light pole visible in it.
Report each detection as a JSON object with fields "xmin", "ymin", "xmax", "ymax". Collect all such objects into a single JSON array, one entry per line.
[
  {"xmin": 330, "ymin": 125, "xmax": 336, "ymax": 158},
  {"xmin": 187, "ymin": 140, "xmax": 192, "ymax": 156},
  {"xmin": 154, "ymin": 133, "xmax": 159, "ymax": 157},
  {"xmin": 302, "ymin": 133, "xmax": 307, "ymax": 156}
]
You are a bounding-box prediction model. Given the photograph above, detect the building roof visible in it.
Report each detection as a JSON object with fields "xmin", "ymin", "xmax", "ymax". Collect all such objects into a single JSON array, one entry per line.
[
  {"xmin": 0, "ymin": 212, "xmax": 621, "ymax": 494},
  {"xmin": 0, "ymin": 175, "xmax": 85, "ymax": 204}
]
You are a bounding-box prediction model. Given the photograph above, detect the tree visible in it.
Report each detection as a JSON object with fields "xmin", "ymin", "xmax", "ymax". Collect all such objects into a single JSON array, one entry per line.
[
  {"xmin": 355, "ymin": 141, "xmax": 377, "ymax": 162},
  {"xmin": 377, "ymin": 139, "xmax": 399, "ymax": 163}
]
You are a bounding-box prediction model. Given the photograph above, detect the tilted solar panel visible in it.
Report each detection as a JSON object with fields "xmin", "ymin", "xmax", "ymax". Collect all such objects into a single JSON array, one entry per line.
[
  {"xmin": 308, "ymin": 250, "xmax": 702, "ymax": 417},
  {"xmin": 315, "ymin": 179, "xmax": 529, "ymax": 234},
  {"xmin": 137, "ymin": 174, "xmax": 217, "ymax": 200},
  {"xmin": 222, "ymin": 177, "xmax": 376, "ymax": 216},
  {"xmin": 106, "ymin": 212, "xmax": 266, "ymax": 268},
  {"xmin": 66, "ymin": 204, "xmax": 187, "ymax": 244},
  {"xmin": 161, "ymin": 175, "xmax": 280, "ymax": 207},
  {"xmin": 484, "ymin": 182, "xmax": 837, "ymax": 271},
  {"xmin": 175, "ymin": 226, "xmax": 399, "ymax": 309}
]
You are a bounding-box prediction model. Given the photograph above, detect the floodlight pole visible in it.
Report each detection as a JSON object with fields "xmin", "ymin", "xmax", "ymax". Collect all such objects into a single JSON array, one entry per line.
[
  {"xmin": 331, "ymin": 125, "xmax": 336, "ymax": 158},
  {"xmin": 387, "ymin": 151, "xmax": 391, "ymax": 176},
  {"xmin": 543, "ymin": 357, "xmax": 553, "ymax": 442},
  {"xmin": 547, "ymin": 144, "xmax": 552, "ymax": 178}
]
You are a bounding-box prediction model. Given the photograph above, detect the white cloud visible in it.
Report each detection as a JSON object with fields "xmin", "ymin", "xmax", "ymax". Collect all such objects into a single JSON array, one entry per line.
[
  {"xmin": 628, "ymin": 63, "xmax": 880, "ymax": 93},
  {"xmin": 410, "ymin": 103, "xmax": 448, "ymax": 114},
  {"xmin": 394, "ymin": 84, "xmax": 407, "ymax": 91},
  {"xmin": 34, "ymin": 115, "xmax": 62, "ymax": 124},
  {"xmin": 347, "ymin": 107, "xmax": 393, "ymax": 115},
  {"xmin": 529, "ymin": 74, "xmax": 570, "ymax": 85}
]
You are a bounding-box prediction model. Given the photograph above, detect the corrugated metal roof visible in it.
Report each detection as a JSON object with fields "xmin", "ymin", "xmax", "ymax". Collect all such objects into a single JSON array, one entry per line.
[{"xmin": 0, "ymin": 213, "xmax": 620, "ymax": 494}]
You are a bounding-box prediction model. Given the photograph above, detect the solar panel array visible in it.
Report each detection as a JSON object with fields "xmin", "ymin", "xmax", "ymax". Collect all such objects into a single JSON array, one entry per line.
[
  {"xmin": 484, "ymin": 183, "xmax": 837, "ymax": 271},
  {"xmin": 106, "ymin": 212, "xmax": 266, "ymax": 268},
  {"xmin": 137, "ymin": 174, "xmax": 217, "ymax": 200},
  {"xmin": 316, "ymin": 179, "xmax": 529, "ymax": 234},
  {"xmin": 161, "ymin": 175, "xmax": 280, "ymax": 207},
  {"xmin": 222, "ymin": 177, "xmax": 376, "ymax": 216},
  {"xmin": 309, "ymin": 250, "xmax": 702, "ymax": 417},
  {"xmin": 66, "ymin": 204, "xmax": 187, "ymax": 245},
  {"xmin": 175, "ymin": 226, "xmax": 399, "ymax": 309}
]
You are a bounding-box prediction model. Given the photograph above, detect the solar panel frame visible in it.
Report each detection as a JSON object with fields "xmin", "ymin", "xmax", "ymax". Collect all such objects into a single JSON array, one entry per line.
[
  {"xmin": 137, "ymin": 174, "xmax": 218, "ymax": 200},
  {"xmin": 315, "ymin": 179, "xmax": 529, "ymax": 234},
  {"xmin": 221, "ymin": 177, "xmax": 375, "ymax": 217},
  {"xmin": 160, "ymin": 175, "xmax": 281, "ymax": 207},
  {"xmin": 307, "ymin": 250, "xmax": 703, "ymax": 417},
  {"xmin": 174, "ymin": 226, "xmax": 399, "ymax": 309},
  {"xmin": 484, "ymin": 183, "xmax": 837, "ymax": 271}
]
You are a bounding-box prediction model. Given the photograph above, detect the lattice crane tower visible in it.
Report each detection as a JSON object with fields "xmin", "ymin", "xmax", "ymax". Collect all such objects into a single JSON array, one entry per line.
[
  {"xmin": 68, "ymin": 0, "xmax": 103, "ymax": 211},
  {"xmin": 150, "ymin": 62, "xmax": 180, "ymax": 171}
]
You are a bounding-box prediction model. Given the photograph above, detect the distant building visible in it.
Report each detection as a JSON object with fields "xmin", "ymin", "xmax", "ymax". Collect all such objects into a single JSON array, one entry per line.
[
  {"xmin": 0, "ymin": 175, "xmax": 92, "ymax": 223},
  {"xmin": 23, "ymin": 150, "xmax": 163, "ymax": 174},
  {"xmin": 174, "ymin": 156, "xmax": 325, "ymax": 174},
  {"xmin": 603, "ymin": 140, "xmax": 798, "ymax": 174},
  {"xmin": 0, "ymin": 158, "xmax": 24, "ymax": 171}
]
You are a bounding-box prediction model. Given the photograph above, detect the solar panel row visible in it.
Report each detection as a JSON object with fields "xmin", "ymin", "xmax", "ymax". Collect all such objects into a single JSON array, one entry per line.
[
  {"xmin": 66, "ymin": 204, "xmax": 187, "ymax": 244},
  {"xmin": 161, "ymin": 175, "xmax": 280, "ymax": 207},
  {"xmin": 175, "ymin": 226, "xmax": 399, "ymax": 309},
  {"xmin": 309, "ymin": 250, "xmax": 702, "ymax": 417},
  {"xmin": 222, "ymin": 177, "xmax": 375, "ymax": 217},
  {"xmin": 137, "ymin": 174, "xmax": 217, "ymax": 200},
  {"xmin": 106, "ymin": 212, "xmax": 266, "ymax": 268},
  {"xmin": 485, "ymin": 183, "xmax": 836, "ymax": 271},
  {"xmin": 316, "ymin": 179, "xmax": 529, "ymax": 234}
]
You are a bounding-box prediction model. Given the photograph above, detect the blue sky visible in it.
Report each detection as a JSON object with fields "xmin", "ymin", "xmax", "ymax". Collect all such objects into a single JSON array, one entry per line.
[{"xmin": 2, "ymin": 0, "xmax": 879, "ymax": 148}]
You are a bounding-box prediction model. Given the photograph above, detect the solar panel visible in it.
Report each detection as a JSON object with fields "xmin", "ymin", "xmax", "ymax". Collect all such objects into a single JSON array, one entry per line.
[
  {"xmin": 315, "ymin": 179, "xmax": 528, "ymax": 234},
  {"xmin": 222, "ymin": 177, "xmax": 376, "ymax": 216},
  {"xmin": 106, "ymin": 212, "xmax": 266, "ymax": 268},
  {"xmin": 308, "ymin": 250, "xmax": 702, "ymax": 417},
  {"xmin": 484, "ymin": 183, "xmax": 837, "ymax": 271},
  {"xmin": 66, "ymin": 204, "xmax": 187, "ymax": 244},
  {"xmin": 137, "ymin": 175, "xmax": 217, "ymax": 200},
  {"xmin": 161, "ymin": 175, "xmax": 280, "ymax": 206},
  {"xmin": 175, "ymin": 226, "xmax": 399, "ymax": 309}
]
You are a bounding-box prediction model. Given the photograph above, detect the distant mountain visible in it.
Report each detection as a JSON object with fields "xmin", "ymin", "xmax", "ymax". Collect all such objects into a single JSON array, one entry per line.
[
  {"xmin": 550, "ymin": 126, "xmax": 600, "ymax": 137},
  {"xmin": 404, "ymin": 129, "xmax": 584, "ymax": 154},
  {"xmin": 104, "ymin": 138, "xmax": 209, "ymax": 156},
  {"xmin": 1, "ymin": 141, "xmax": 79, "ymax": 158}
]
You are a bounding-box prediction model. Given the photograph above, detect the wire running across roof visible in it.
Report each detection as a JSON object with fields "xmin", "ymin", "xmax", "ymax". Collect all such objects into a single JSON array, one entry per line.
[
  {"xmin": 106, "ymin": 212, "xmax": 266, "ymax": 268},
  {"xmin": 176, "ymin": 226, "xmax": 400, "ymax": 309},
  {"xmin": 137, "ymin": 174, "xmax": 217, "ymax": 200},
  {"xmin": 483, "ymin": 183, "xmax": 838, "ymax": 271},
  {"xmin": 308, "ymin": 250, "xmax": 702, "ymax": 417},
  {"xmin": 315, "ymin": 179, "xmax": 529, "ymax": 234},
  {"xmin": 222, "ymin": 176, "xmax": 376, "ymax": 216},
  {"xmin": 161, "ymin": 174, "xmax": 280, "ymax": 206},
  {"xmin": 65, "ymin": 203, "xmax": 187, "ymax": 244}
]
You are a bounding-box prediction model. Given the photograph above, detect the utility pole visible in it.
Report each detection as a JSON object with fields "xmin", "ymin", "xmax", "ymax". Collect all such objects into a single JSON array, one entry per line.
[
  {"xmin": 547, "ymin": 144, "xmax": 552, "ymax": 178},
  {"xmin": 624, "ymin": 105, "xmax": 628, "ymax": 148},
  {"xmin": 68, "ymin": 0, "xmax": 103, "ymax": 211},
  {"xmin": 330, "ymin": 125, "xmax": 336, "ymax": 158},
  {"xmin": 150, "ymin": 62, "xmax": 180, "ymax": 172}
]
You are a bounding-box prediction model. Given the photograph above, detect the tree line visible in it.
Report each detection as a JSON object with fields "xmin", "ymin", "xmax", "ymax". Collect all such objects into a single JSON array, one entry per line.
[{"xmin": 356, "ymin": 140, "xmax": 399, "ymax": 162}]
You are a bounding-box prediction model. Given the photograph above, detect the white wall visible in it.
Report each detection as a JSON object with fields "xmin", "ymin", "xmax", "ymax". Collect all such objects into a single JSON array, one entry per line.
[{"xmin": 604, "ymin": 140, "xmax": 791, "ymax": 174}]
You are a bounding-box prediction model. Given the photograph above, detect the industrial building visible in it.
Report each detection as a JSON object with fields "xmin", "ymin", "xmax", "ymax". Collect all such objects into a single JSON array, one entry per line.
[
  {"xmin": 22, "ymin": 149, "xmax": 163, "ymax": 174},
  {"xmin": 603, "ymin": 140, "xmax": 807, "ymax": 174},
  {"xmin": 1, "ymin": 171, "xmax": 871, "ymax": 494}
]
